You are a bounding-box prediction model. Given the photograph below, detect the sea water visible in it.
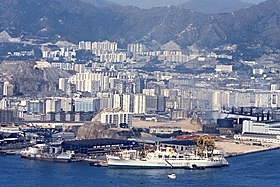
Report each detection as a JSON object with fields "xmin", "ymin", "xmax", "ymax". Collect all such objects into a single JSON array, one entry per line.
[{"xmin": 1, "ymin": 149, "xmax": 280, "ymax": 187}]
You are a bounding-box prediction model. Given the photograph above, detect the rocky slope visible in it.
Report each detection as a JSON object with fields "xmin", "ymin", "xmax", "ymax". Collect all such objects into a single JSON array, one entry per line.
[
  {"xmin": 0, "ymin": 60, "xmax": 72, "ymax": 96},
  {"xmin": 76, "ymin": 122, "xmax": 141, "ymax": 139}
]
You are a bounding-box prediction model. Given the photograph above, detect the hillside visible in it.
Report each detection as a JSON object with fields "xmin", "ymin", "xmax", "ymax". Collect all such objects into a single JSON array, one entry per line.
[
  {"xmin": 0, "ymin": 0, "xmax": 124, "ymax": 42},
  {"xmin": 0, "ymin": 60, "xmax": 72, "ymax": 96}
]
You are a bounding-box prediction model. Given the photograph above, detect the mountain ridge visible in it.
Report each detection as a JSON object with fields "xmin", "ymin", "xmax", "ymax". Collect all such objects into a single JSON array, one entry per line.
[
  {"xmin": 181, "ymin": 0, "xmax": 253, "ymax": 14},
  {"xmin": 0, "ymin": 0, "xmax": 279, "ymax": 52}
]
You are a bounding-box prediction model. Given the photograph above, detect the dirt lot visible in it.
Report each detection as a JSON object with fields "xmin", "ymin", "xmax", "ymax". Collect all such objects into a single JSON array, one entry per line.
[
  {"xmin": 215, "ymin": 139, "xmax": 280, "ymax": 156},
  {"xmin": 132, "ymin": 118, "xmax": 202, "ymax": 132}
]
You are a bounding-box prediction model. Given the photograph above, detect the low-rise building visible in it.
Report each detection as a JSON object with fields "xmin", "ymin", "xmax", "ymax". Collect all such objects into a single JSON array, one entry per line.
[
  {"xmin": 242, "ymin": 120, "xmax": 280, "ymax": 135},
  {"xmin": 234, "ymin": 133, "xmax": 280, "ymax": 144},
  {"xmin": 215, "ymin": 65, "xmax": 233, "ymax": 72},
  {"xmin": 149, "ymin": 126, "xmax": 181, "ymax": 135}
]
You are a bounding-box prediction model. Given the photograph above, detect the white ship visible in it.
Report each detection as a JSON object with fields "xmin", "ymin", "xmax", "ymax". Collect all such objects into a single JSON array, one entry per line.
[
  {"xmin": 20, "ymin": 144, "xmax": 74, "ymax": 162},
  {"xmin": 106, "ymin": 146, "xmax": 228, "ymax": 169}
]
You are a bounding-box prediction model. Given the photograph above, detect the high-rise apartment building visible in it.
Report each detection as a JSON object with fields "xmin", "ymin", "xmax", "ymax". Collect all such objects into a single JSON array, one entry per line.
[
  {"xmin": 3, "ymin": 81, "xmax": 14, "ymax": 97},
  {"xmin": 134, "ymin": 94, "xmax": 146, "ymax": 114},
  {"xmin": 113, "ymin": 94, "xmax": 122, "ymax": 109},
  {"xmin": 127, "ymin": 43, "xmax": 147, "ymax": 53},
  {"xmin": 122, "ymin": 93, "xmax": 133, "ymax": 113},
  {"xmin": 45, "ymin": 98, "xmax": 62, "ymax": 113}
]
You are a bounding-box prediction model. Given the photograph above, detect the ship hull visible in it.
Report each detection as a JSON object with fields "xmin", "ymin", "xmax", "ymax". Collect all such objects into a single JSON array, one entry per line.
[
  {"xmin": 21, "ymin": 154, "xmax": 71, "ymax": 163},
  {"xmin": 107, "ymin": 156, "xmax": 228, "ymax": 169}
]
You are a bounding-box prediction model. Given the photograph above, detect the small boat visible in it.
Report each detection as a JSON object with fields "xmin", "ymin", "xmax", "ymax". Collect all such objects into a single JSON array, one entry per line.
[
  {"xmin": 185, "ymin": 164, "xmax": 205, "ymax": 170},
  {"xmin": 0, "ymin": 151, "xmax": 6, "ymax": 156},
  {"xmin": 168, "ymin": 174, "xmax": 176, "ymax": 179},
  {"xmin": 89, "ymin": 161, "xmax": 108, "ymax": 167},
  {"xmin": 5, "ymin": 151, "xmax": 16, "ymax": 156}
]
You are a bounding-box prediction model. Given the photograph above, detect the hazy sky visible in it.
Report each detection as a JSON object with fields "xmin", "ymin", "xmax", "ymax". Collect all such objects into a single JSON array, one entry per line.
[{"xmin": 109, "ymin": 0, "xmax": 266, "ymax": 8}]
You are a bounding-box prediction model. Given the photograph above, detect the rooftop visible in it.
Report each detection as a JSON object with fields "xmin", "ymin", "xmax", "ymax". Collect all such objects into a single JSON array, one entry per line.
[
  {"xmin": 62, "ymin": 138, "xmax": 137, "ymax": 147},
  {"xmin": 160, "ymin": 140, "xmax": 195, "ymax": 146},
  {"xmin": 242, "ymin": 133, "xmax": 278, "ymax": 139}
]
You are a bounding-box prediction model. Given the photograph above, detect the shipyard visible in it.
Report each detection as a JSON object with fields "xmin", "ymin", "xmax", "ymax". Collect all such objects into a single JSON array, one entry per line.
[{"xmin": 1, "ymin": 106, "xmax": 280, "ymax": 169}]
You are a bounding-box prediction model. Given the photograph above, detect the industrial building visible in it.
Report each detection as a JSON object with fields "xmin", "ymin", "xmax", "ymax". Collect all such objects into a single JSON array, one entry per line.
[
  {"xmin": 234, "ymin": 120, "xmax": 280, "ymax": 143},
  {"xmin": 242, "ymin": 120, "xmax": 280, "ymax": 135},
  {"xmin": 61, "ymin": 138, "xmax": 139, "ymax": 155},
  {"xmin": 160, "ymin": 140, "xmax": 195, "ymax": 153}
]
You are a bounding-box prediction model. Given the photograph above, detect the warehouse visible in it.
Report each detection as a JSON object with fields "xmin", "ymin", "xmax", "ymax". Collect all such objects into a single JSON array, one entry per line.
[{"xmin": 61, "ymin": 138, "xmax": 139, "ymax": 155}]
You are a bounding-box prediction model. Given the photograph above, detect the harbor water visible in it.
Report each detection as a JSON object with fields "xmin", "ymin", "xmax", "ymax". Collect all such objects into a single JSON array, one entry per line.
[{"xmin": 1, "ymin": 149, "xmax": 280, "ymax": 187}]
